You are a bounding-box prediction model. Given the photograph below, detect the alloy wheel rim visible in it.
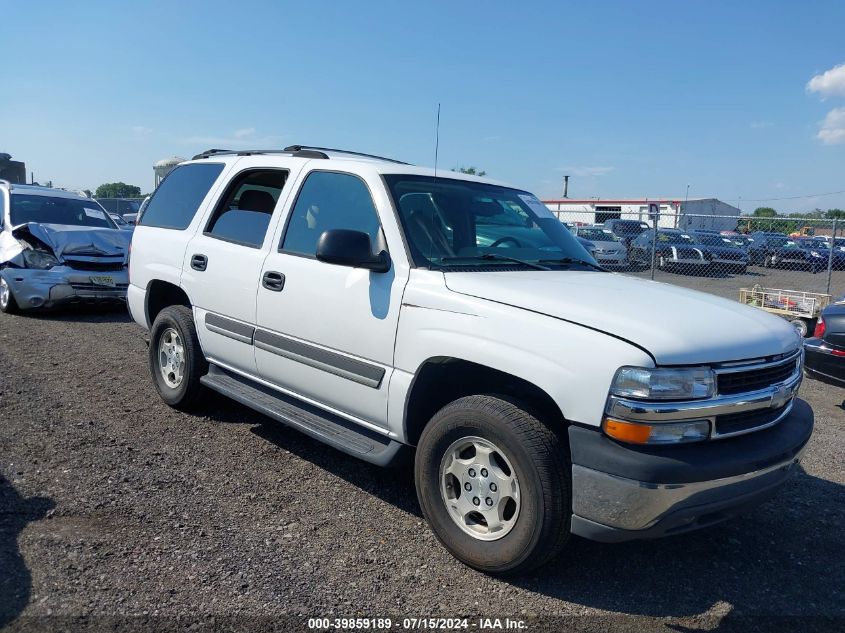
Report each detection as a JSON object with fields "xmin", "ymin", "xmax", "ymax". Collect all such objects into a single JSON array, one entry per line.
[
  {"xmin": 0, "ymin": 278, "xmax": 9, "ymax": 309},
  {"xmin": 439, "ymin": 436, "xmax": 520, "ymax": 541},
  {"xmin": 158, "ymin": 327, "xmax": 185, "ymax": 388}
]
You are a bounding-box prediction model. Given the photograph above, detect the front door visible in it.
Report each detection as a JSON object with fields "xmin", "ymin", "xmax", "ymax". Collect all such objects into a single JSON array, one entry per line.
[{"xmin": 255, "ymin": 169, "xmax": 407, "ymax": 427}]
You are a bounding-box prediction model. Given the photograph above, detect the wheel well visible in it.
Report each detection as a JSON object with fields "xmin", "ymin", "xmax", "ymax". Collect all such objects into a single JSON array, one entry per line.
[
  {"xmin": 404, "ymin": 358, "xmax": 565, "ymax": 446},
  {"xmin": 146, "ymin": 280, "xmax": 191, "ymax": 326}
]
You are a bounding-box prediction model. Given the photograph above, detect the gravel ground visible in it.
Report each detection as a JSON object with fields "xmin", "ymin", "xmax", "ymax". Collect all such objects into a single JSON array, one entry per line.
[{"xmin": 1, "ymin": 304, "xmax": 843, "ymax": 633}]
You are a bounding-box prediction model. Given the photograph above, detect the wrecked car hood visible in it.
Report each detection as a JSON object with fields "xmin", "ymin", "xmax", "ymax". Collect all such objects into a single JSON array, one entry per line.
[{"xmin": 0, "ymin": 223, "xmax": 130, "ymax": 264}]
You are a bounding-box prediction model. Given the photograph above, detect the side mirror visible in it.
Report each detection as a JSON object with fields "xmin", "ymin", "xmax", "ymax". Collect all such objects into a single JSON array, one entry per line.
[{"xmin": 316, "ymin": 229, "xmax": 391, "ymax": 273}]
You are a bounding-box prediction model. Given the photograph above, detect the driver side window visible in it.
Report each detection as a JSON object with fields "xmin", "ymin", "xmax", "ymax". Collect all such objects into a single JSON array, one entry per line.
[{"xmin": 281, "ymin": 171, "xmax": 381, "ymax": 257}]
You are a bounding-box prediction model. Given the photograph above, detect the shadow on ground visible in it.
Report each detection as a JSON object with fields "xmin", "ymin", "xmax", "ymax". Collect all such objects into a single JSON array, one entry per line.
[
  {"xmin": 0, "ymin": 475, "xmax": 54, "ymax": 628},
  {"xmin": 9, "ymin": 304, "xmax": 132, "ymax": 324}
]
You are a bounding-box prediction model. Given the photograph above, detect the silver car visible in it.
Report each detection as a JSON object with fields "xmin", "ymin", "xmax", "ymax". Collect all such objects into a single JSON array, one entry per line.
[{"xmin": 574, "ymin": 225, "xmax": 629, "ymax": 267}]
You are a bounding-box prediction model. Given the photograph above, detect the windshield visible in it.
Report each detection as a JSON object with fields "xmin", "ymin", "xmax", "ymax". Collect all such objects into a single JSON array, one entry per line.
[
  {"xmin": 383, "ymin": 175, "xmax": 597, "ymax": 270},
  {"xmin": 577, "ymin": 227, "xmax": 620, "ymax": 242},
  {"xmin": 697, "ymin": 235, "xmax": 735, "ymax": 247},
  {"xmin": 766, "ymin": 237, "xmax": 789, "ymax": 248},
  {"xmin": 610, "ymin": 221, "xmax": 648, "ymax": 235},
  {"xmin": 657, "ymin": 232, "xmax": 696, "ymax": 244},
  {"xmin": 10, "ymin": 195, "xmax": 116, "ymax": 229}
]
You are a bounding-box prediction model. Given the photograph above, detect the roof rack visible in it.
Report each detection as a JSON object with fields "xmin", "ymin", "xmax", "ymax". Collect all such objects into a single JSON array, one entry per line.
[
  {"xmin": 191, "ymin": 148, "xmax": 330, "ymax": 161},
  {"xmin": 191, "ymin": 145, "xmax": 409, "ymax": 165},
  {"xmin": 283, "ymin": 145, "xmax": 409, "ymax": 165}
]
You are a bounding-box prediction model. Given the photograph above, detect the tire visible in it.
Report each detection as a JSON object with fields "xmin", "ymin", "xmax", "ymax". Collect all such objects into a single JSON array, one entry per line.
[
  {"xmin": 415, "ymin": 395, "xmax": 570, "ymax": 575},
  {"xmin": 149, "ymin": 305, "xmax": 207, "ymax": 409},
  {"xmin": 0, "ymin": 275, "xmax": 20, "ymax": 314}
]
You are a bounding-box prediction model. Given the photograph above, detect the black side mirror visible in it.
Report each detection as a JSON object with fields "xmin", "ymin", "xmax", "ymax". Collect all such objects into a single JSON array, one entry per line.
[{"xmin": 315, "ymin": 229, "xmax": 391, "ymax": 273}]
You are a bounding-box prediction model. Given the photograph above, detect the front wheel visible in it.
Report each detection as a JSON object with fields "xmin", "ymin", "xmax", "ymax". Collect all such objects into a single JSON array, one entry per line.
[
  {"xmin": 415, "ymin": 395, "xmax": 570, "ymax": 575},
  {"xmin": 0, "ymin": 276, "xmax": 20, "ymax": 314},
  {"xmin": 149, "ymin": 305, "xmax": 207, "ymax": 409}
]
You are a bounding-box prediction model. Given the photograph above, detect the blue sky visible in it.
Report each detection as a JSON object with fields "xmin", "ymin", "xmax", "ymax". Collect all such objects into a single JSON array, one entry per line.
[{"xmin": 2, "ymin": 1, "xmax": 844, "ymax": 212}]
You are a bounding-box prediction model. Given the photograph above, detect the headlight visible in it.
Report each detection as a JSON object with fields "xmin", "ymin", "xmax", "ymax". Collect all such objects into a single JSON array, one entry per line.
[
  {"xmin": 23, "ymin": 249, "xmax": 59, "ymax": 270},
  {"xmin": 611, "ymin": 366, "xmax": 715, "ymax": 400}
]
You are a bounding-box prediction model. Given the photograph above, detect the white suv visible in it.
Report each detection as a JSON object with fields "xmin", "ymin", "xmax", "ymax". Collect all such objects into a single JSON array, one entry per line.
[{"xmin": 128, "ymin": 146, "xmax": 813, "ymax": 574}]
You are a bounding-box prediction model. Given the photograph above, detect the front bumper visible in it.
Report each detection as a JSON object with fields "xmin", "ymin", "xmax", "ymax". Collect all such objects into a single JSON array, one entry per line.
[
  {"xmin": 711, "ymin": 257, "xmax": 748, "ymax": 267},
  {"xmin": 568, "ymin": 398, "xmax": 813, "ymax": 542},
  {"xmin": 804, "ymin": 337, "xmax": 845, "ymax": 386},
  {"xmin": 1, "ymin": 266, "xmax": 128, "ymax": 310},
  {"xmin": 594, "ymin": 252, "xmax": 628, "ymax": 267}
]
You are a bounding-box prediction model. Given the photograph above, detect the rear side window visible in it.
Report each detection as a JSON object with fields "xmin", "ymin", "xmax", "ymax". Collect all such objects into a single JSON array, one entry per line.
[
  {"xmin": 205, "ymin": 169, "xmax": 288, "ymax": 247},
  {"xmin": 139, "ymin": 163, "xmax": 224, "ymax": 230}
]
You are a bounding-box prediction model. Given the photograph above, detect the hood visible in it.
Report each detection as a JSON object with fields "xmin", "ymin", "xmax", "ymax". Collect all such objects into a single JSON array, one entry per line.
[
  {"xmin": 589, "ymin": 240, "xmax": 626, "ymax": 251},
  {"xmin": 12, "ymin": 223, "xmax": 129, "ymax": 260},
  {"xmin": 444, "ymin": 271, "xmax": 800, "ymax": 365}
]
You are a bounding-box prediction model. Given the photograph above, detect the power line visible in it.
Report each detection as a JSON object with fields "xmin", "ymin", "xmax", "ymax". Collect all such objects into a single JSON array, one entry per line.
[{"xmin": 721, "ymin": 189, "xmax": 845, "ymax": 203}]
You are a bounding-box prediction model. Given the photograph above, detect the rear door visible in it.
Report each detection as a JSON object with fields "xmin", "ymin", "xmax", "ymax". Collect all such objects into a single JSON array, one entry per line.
[{"xmin": 181, "ymin": 158, "xmax": 304, "ymax": 376}]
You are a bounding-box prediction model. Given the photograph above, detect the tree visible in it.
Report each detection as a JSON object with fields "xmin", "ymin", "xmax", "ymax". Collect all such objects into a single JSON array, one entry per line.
[
  {"xmin": 452, "ymin": 166, "xmax": 487, "ymax": 177},
  {"xmin": 95, "ymin": 182, "xmax": 141, "ymax": 198},
  {"xmin": 752, "ymin": 207, "xmax": 777, "ymax": 217},
  {"xmin": 825, "ymin": 208, "xmax": 845, "ymax": 219}
]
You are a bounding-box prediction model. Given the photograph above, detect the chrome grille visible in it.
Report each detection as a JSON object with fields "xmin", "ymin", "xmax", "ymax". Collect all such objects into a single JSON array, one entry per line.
[{"xmin": 716, "ymin": 353, "xmax": 800, "ymax": 395}]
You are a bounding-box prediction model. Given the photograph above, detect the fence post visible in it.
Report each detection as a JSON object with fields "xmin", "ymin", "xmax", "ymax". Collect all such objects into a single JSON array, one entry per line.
[
  {"xmin": 650, "ymin": 214, "xmax": 659, "ymax": 280},
  {"xmin": 826, "ymin": 218, "xmax": 838, "ymax": 295}
]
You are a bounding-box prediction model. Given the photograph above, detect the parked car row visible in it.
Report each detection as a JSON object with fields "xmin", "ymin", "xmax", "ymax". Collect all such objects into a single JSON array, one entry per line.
[{"xmin": 566, "ymin": 223, "xmax": 843, "ymax": 277}]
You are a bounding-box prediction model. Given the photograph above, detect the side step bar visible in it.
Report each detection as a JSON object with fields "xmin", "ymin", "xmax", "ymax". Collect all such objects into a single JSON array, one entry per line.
[{"xmin": 200, "ymin": 364, "xmax": 407, "ymax": 467}]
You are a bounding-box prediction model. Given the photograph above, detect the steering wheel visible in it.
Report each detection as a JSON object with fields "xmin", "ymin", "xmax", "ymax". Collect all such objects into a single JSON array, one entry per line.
[{"xmin": 489, "ymin": 236, "xmax": 521, "ymax": 248}]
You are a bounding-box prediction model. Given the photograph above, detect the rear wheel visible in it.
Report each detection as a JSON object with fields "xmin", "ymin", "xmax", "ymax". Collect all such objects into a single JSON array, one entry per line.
[
  {"xmin": 149, "ymin": 305, "xmax": 207, "ymax": 409},
  {"xmin": 415, "ymin": 395, "xmax": 570, "ymax": 575},
  {"xmin": 0, "ymin": 276, "xmax": 20, "ymax": 314}
]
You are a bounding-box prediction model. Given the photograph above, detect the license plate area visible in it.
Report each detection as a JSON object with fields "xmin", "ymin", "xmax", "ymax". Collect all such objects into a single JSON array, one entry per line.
[{"xmin": 89, "ymin": 275, "xmax": 115, "ymax": 287}]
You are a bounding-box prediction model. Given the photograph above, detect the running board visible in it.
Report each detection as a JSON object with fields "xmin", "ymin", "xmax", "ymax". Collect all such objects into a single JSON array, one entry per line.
[{"xmin": 200, "ymin": 364, "xmax": 407, "ymax": 467}]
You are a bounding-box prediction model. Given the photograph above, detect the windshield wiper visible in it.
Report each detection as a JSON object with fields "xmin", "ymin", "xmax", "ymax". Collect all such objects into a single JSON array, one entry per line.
[
  {"xmin": 539, "ymin": 257, "xmax": 606, "ymax": 271},
  {"xmin": 440, "ymin": 253, "xmax": 550, "ymax": 271}
]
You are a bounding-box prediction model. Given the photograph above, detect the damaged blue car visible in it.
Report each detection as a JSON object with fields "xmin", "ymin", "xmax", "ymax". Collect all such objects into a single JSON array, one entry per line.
[{"xmin": 0, "ymin": 183, "xmax": 130, "ymax": 313}]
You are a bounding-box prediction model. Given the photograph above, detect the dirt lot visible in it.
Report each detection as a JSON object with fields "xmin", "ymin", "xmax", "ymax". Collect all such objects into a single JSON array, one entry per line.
[{"xmin": 1, "ymin": 302, "xmax": 843, "ymax": 632}]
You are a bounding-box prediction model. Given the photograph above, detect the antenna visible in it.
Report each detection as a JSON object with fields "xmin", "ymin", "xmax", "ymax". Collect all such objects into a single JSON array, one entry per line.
[{"xmin": 434, "ymin": 103, "xmax": 441, "ymax": 178}]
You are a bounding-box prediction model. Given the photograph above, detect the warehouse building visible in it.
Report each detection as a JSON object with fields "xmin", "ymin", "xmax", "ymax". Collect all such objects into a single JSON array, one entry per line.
[{"xmin": 541, "ymin": 197, "xmax": 741, "ymax": 232}]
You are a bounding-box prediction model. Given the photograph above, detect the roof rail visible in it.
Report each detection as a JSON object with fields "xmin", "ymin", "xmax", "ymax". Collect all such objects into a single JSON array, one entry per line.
[
  {"xmin": 191, "ymin": 147, "xmax": 330, "ymax": 161},
  {"xmin": 283, "ymin": 145, "xmax": 409, "ymax": 165}
]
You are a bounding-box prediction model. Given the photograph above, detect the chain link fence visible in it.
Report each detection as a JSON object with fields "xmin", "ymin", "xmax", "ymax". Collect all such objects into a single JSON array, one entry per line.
[{"xmin": 554, "ymin": 210, "xmax": 843, "ymax": 334}]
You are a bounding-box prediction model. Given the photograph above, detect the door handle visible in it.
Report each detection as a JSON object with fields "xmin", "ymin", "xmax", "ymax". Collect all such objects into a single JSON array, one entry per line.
[
  {"xmin": 191, "ymin": 254, "xmax": 208, "ymax": 271},
  {"xmin": 262, "ymin": 271, "xmax": 285, "ymax": 292}
]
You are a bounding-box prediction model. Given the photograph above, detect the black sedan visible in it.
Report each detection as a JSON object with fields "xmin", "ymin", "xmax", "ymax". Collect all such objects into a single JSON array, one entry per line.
[
  {"xmin": 795, "ymin": 238, "xmax": 845, "ymax": 270},
  {"xmin": 804, "ymin": 301, "xmax": 845, "ymax": 387},
  {"xmin": 748, "ymin": 234, "xmax": 827, "ymax": 272},
  {"xmin": 690, "ymin": 232, "xmax": 749, "ymax": 273}
]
